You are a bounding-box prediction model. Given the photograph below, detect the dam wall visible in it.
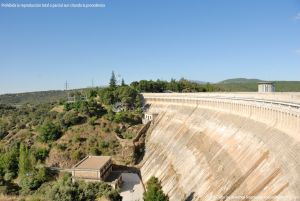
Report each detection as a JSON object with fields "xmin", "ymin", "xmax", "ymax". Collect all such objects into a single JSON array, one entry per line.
[{"xmin": 140, "ymin": 93, "xmax": 300, "ymax": 201}]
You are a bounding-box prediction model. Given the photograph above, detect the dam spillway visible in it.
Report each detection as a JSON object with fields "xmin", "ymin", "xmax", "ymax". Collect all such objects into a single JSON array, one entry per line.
[{"xmin": 140, "ymin": 93, "xmax": 300, "ymax": 201}]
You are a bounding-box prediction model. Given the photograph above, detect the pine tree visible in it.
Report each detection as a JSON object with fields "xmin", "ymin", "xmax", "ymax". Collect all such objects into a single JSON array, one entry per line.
[
  {"xmin": 121, "ymin": 78, "xmax": 125, "ymax": 86},
  {"xmin": 143, "ymin": 177, "xmax": 169, "ymax": 201},
  {"xmin": 18, "ymin": 143, "xmax": 31, "ymax": 177},
  {"xmin": 109, "ymin": 71, "xmax": 117, "ymax": 88}
]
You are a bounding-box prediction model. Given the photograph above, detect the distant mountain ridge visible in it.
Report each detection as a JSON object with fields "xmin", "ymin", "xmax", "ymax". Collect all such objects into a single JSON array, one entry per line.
[
  {"xmin": 189, "ymin": 80, "xmax": 208, "ymax": 84},
  {"xmin": 0, "ymin": 90, "xmax": 68, "ymax": 106},
  {"xmin": 216, "ymin": 78, "xmax": 300, "ymax": 92},
  {"xmin": 218, "ymin": 78, "xmax": 263, "ymax": 84}
]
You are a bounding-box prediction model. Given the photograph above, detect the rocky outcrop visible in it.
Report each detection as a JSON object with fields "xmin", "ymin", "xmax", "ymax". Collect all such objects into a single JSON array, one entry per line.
[
  {"xmin": 115, "ymin": 122, "xmax": 151, "ymax": 165},
  {"xmin": 140, "ymin": 93, "xmax": 300, "ymax": 201}
]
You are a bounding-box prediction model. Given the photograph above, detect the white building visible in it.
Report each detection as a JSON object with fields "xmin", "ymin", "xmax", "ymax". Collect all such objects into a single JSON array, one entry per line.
[
  {"xmin": 258, "ymin": 82, "xmax": 275, "ymax": 93},
  {"xmin": 142, "ymin": 113, "xmax": 158, "ymax": 124}
]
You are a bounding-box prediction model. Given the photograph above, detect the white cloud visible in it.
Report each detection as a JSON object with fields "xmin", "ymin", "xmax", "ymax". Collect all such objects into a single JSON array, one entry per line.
[{"xmin": 295, "ymin": 12, "xmax": 300, "ymax": 20}]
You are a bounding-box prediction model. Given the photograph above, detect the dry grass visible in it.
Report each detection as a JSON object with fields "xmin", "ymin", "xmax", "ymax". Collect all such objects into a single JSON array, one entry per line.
[
  {"xmin": 0, "ymin": 195, "xmax": 23, "ymax": 201},
  {"xmin": 50, "ymin": 105, "xmax": 64, "ymax": 113}
]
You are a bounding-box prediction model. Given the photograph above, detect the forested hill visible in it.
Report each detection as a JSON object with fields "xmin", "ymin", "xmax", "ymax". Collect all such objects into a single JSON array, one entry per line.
[
  {"xmin": 218, "ymin": 78, "xmax": 263, "ymax": 84},
  {"xmin": 216, "ymin": 79, "xmax": 300, "ymax": 92},
  {"xmin": 0, "ymin": 90, "xmax": 68, "ymax": 105}
]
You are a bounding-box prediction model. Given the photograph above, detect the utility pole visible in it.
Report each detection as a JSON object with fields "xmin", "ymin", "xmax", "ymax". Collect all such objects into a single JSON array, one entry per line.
[{"xmin": 65, "ymin": 81, "xmax": 69, "ymax": 91}]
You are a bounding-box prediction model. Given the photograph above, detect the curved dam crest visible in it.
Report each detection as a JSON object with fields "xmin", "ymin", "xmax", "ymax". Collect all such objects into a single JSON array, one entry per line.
[{"xmin": 140, "ymin": 93, "xmax": 300, "ymax": 201}]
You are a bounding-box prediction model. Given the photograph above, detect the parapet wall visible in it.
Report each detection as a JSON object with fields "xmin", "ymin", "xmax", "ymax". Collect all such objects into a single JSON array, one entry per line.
[{"xmin": 140, "ymin": 93, "xmax": 300, "ymax": 201}]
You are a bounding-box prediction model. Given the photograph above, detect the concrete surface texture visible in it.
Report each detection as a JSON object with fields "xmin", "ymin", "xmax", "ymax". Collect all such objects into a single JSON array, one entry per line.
[
  {"xmin": 120, "ymin": 173, "xmax": 144, "ymax": 201},
  {"xmin": 140, "ymin": 93, "xmax": 300, "ymax": 201}
]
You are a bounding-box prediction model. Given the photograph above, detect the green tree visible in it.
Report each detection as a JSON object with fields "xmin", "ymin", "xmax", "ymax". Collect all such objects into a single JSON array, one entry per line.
[
  {"xmin": 80, "ymin": 100, "xmax": 105, "ymax": 117},
  {"xmin": 33, "ymin": 148, "xmax": 49, "ymax": 162},
  {"xmin": 18, "ymin": 143, "xmax": 31, "ymax": 178},
  {"xmin": 143, "ymin": 177, "xmax": 169, "ymax": 201},
  {"xmin": 39, "ymin": 122, "xmax": 62, "ymax": 142},
  {"xmin": 115, "ymin": 86, "xmax": 140, "ymax": 109},
  {"xmin": 114, "ymin": 112, "xmax": 126, "ymax": 123},
  {"xmin": 206, "ymin": 82, "xmax": 214, "ymax": 92},
  {"xmin": 0, "ymin": 121, "xmax": 8, "ymax": 139},
  {"xmin": 61, "ymin": 110, "xmax": 82, "ymax": 127},
  {"xmin": 121, "ymin": 78, "xmax": 125, "ymax": 86},
  {"xmin": 20, "ymin": 166, "xmax": 51, "ymax": 193},
  {"xmin": 88, "ymin": 89, "xmax": 98, "ymax": 98},
  {"xmin": 130, "ymin": 79, "xmax": 212, "ymax": 93},
  {"xmin": 19, "ymin": 144, "xmax": 51, "ymax": 193},
  {"xmin": 109, "ymin": 71, "xmax": 117, "ymax": 88},
  {"xmin": 98, "ymin": 88, "xmax": 115, "ymax": 105},
  {"xmin": 47, "ymin": 173, "xmax": 121, "ymax": 201},
  {"xmin": 0, "ymin": 144, "xmax": 19, "ymax": 180}
]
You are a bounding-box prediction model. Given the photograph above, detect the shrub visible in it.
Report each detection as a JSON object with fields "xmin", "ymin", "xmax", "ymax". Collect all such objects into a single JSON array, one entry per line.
[
  {"xmin": 80, "ymin": 100, "xmax": 106, "ymax": 118},
  {"xmin": 61, "ymin": 111, "xmax": 83, "ymax": 127},
  {"xmin": 114, "ymin": 112, "xmax": 126, "ymax": 123},
  {"xmin": 89, "ymin": 147, "xmax": 101, "ymax": 156},
  {"xmin": 123, "ymin": 132, "xmax": 134, "ymax": 139},
  {"xmin": 33, "ymin": 148, "xmax": 49, "ymax": 162},
  {"xmin": 87, "ymin": 136, "xmax": 97, "ymax": 146},
  {"xmin": 39, "ymin": 122, "xmax": 62, "ymax": 143},
  {"xmin": 16, "ymin": 122, "xmax": 26, "ymax": 130},
  {"xmin": 56, "ymin": 143, "xmax": 67, "ymax": 151},
  {"xmin": 0, "ymin": 180, "xmax": 20, "ymax": 195},
  {"xmin": 0, "ymin": 144, "xmax": 19, "ymax": 180},
  {"xmin": 71, "ymin": 150, "xmax": 82, "ymax": 161},
  {"xmin": 88, "ymin": 116, "xmax": 97, "ymax": 126},
  {"xmin": 0, "ymin": 123, "xmax": 8, "ymax": 139},
  {"xmin": 114, "ymin": 127, "xmax": 122, "ymax": 134},
  {"xmin": 143, "ymin": 176, "xmax": 169, "ymax": 201},
  {"xmin": 45, "ymin": 173, "xmax": 122, "ymax": 201},
  {"xmin": 99, "ymin": 141, "xmax": 109, "ymax": 149},
  {"xmin": 73, "ymin": 134, "xmax": 82, "ymax": 143},
  {"xmin": 4, "ymin": 172, "xmax": 14, "ymax": 181}
]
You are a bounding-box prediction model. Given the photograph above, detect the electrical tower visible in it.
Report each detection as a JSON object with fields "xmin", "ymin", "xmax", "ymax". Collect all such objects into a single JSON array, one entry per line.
[{"xmin": 65, "ymin": 81, "xmax": 69, "ymax": 91}]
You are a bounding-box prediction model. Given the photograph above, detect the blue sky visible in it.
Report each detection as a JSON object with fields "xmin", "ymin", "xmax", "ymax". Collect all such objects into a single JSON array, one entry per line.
[{"xmin": 0, "ymin": 0, "xmax": 300, "ymax": 94}]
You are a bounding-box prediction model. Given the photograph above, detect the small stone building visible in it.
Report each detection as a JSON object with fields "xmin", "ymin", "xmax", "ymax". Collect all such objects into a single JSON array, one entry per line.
[
  {"xmin": 142, "ymin": 113, "xmax": 158, "ymax": 124},
  {"xmin": 258, "ymin": 82, "xmax": 275, "ymax": 93},
  {"xmin": 72, "ymin": 156, "xmax": 112, "ymax": 182}
]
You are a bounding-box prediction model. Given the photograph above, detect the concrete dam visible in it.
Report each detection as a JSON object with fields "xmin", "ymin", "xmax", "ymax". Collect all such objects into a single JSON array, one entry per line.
[{"xmin": 140, "ymin": 93, "xmax": 300, "ymax": 201}]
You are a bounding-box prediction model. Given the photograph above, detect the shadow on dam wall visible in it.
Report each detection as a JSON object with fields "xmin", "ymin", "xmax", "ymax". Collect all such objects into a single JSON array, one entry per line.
[{"xmin": 140, "ymin": 98, "xmax": 300, "ymax": 201}]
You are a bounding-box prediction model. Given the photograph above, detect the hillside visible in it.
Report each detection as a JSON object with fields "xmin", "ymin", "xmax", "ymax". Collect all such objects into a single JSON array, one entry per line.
[
  {"xmin": 0, "ymin": 85, "xmax": 144, "ymax": 201},
  {"xmin": 0, "ymin": 90, "xmax": 68, "ymax": 105},
  {"xmin": 216, "ymin": 78, "xmax": 300, "ymax": 92},
  {"xmin": 0, "ymin": 88, "xmax": 99, "ymax": 106}
]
